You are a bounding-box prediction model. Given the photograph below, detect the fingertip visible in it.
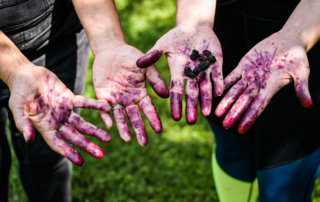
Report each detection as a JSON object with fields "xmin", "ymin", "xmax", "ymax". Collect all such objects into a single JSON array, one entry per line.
[
  {"xmin": 100, "ymin": 111, "xmax": 113, "ymax": 129},
  {"xmin": 23, "ymin": 127, "xmax": 35, "ymax": 143}
]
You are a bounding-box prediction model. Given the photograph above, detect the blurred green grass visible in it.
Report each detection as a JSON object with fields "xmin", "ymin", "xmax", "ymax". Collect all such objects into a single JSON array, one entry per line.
[{"xmin": 8, "ymin": 0, "xmax": 320, "ymax": 201}]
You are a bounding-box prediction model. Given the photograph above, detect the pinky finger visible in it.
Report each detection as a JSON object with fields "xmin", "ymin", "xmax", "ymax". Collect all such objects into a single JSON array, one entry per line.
[{"xmin": 100, "ymin": 111, "xmax": 113, "ymax": 129}]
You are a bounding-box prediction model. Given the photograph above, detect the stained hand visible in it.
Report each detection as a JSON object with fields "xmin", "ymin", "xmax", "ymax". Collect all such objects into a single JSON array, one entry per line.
[
  {"xmin": 215, "ymin": 32, "xmax": 313, "ymax": 133},
  {"xmin": 9, "ymin": 65, "xmax": 111, "ymax": 166},
  {"xmin": 136, "ymin": 24, "xmax": 224, "ymax": 124},
  {"xmin": 93, "ymin": 44, "xmax": 169, "ymax": 146}
]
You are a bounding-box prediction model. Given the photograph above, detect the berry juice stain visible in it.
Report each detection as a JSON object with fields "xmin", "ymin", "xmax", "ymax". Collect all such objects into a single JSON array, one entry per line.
[{"xmin": 244, "ymin": 49, "xmax": 276, "ymax": 89}]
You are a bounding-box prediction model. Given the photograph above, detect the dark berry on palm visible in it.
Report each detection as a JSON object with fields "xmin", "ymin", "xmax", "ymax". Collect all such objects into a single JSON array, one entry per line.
[
  {"xmin": 203, "ymin": 50, "xmax": 211, "ymax": 57},
  {"xmin": 208, "ymin": 55, "xmax": 216, "ymax": 64},
  {"xmin": 193, "ymin": 67, "xmax": 201, "ymax": 76},
  {"xmin": 184, "ymin": 67, "xmax": 196, "ymax": 78},
  {"xmin": 190, "ymin": 49, "xmax": 199, "ymax": 60},
  {"xmin": 198, "ymin": 55, "xmax": 206, "ymax": 62},
  {"xmin": 198, "ymin": 61, "xmax": 209, "ymax": 71}
]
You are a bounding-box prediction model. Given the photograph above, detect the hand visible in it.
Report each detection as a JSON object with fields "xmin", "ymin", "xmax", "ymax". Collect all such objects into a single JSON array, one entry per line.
[
  {"xmin": 92, "ymin": 43, "xmax": 169, "ymax": 146},
  {"xmin": 215, "ymin": 32, "xmax": 313, "ymax": 133},
  {"xmin": 136, "ymin": 24, "xmax": 224, "ymax": 124},
  {"xmin": 8, "ymin": 65, "xmax": 111, "ymax": 166}
]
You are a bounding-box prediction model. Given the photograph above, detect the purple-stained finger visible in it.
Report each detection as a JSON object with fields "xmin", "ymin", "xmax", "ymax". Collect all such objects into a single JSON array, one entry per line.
[
  {"xmin": 224, "ymin": 68, "xmax": 242, "ymax": 90},
  {"xmin": 113, "ymin": 108, "xmax": 132, "ymax": 142},
  {"xmin": 45, "ymin": 131, "xmax": 84, "ymax": 166},
  {"xmin": 126, "ymin": 105, "xmax": 148, "ymax": 146},
  {"xmin": 139, "ymin": 96, "xmax": 162, "ymax": 133},
  {"xmin": 215, "ymin": 80, "xmax": 246, "ymax": 117},
  {"xmin": 211, "ymin": 64, "xmax": 224, "ymax": 96},
  {"xmin": 186, "ymin": 80, "xmax": 199, "ymax": 124},
  {"xmin": 238, "ymin": 94, "xmax": 269, "ymax": 134},
  {"xmin": 59, "ymin": 125, "xmax": 104, "ymax": 159},
  {"xmin": 222, "ymin": 88, "xmax": 258, "ymax": 129},
  {"xmin": 146, "ymin": 66, "xmax": 169, "ymax": 98},
  {"xmin": 200, "ymin": 78, "xmax": 212, "ymax": 116},
  {"xmin": 100, "ymin": 111, "xmax": 113, "ymax": 129},
  {"xmin": 294, "ymin": 78, "xmax": 313, "ymax": 107},
  {"xmin": 170, "ymin": 80, "xmax": 184, "ymax": 121},
  {"xmin": 136, "ymin": 50, "xmax": 163, "ymax": 68},
  {"xmin": 73, "ymin": 95, "xmax": 110, "ymax": 112},
  {"xmin": 68, "ymin": 112, "xmax": 111, "ymax": 142}
]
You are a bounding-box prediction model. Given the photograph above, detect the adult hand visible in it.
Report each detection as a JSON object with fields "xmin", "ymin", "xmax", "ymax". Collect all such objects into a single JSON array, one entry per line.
[
  {"xmin": 8, "ymin": 65, "xmax": 111, "ymax": 166},
  {"xmin": 136, "ymin": 24, "xmax": 224, "ymax": 124},
  {"xmin": 92, "ymin": 43, "xmax": 169, "ymax": 146},
  {"xmin": 215, "ymin": 32, "xmax": 313, "ymax": 133}
]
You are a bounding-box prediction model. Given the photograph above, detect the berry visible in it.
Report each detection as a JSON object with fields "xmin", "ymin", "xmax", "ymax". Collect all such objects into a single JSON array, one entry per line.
[
  {"xmin": 198, "ymin": 61, "xmax": 210, "ymax": 71},
  {"xmin": 198, "ymin": 54, "xmax": 206, "ymax": 62},
  {"xmin": 184, "ymin": 66, "xmax": 196, "ymax": 78},
  {"xmin": 190, "ymin": 49, "xmax": 199, "ymax": 60},
  {"xmin": 193, "ymin": 67, "xmax": 201, "ymax": 76},
  {"xmin": 207, "ymin": 55, "xmax": 216, "ymax": 64},
  {"xmin": 203, "ymin": 50, "xmax": 212, "ymax": 57}
]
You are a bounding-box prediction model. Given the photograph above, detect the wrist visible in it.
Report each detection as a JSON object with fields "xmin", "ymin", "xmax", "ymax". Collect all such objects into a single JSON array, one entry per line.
[
  {"xmin": 176, "ymin": 0, "xmax": 215, "ymax": 27},
  {"xmin": 0, "ymin": 31, "xmax": 33, "ymax": 88},
  {"xmin": 92, "ymin": 38, "xmax": 127, "ymax": 57}
]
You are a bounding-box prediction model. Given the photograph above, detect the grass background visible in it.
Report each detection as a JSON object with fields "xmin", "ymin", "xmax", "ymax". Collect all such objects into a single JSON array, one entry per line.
[{"xmin": 8, "ymin": 0, "xmax": 320, "ymax": 201}]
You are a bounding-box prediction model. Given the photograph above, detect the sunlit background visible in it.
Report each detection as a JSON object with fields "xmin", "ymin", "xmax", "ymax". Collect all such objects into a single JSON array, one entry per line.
[{"xmin": 8, "ymin": 0, "xmax": 320, "ymax": 201}]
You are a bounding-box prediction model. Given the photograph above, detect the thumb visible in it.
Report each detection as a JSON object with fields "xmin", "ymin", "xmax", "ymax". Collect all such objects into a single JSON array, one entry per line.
[
  {"xmin": 292, "ymin": 64, "xmax": 313, "ymax": 107},
  {"xmin": 136, "ymin": 38, "xmax": 166, "ymax": 68},
  {"xmin": 293, "ymin": 76, "xmax": 313, "ymax": 107},
  {"xmin": 9, "ymin": 101, "xmax": 35, "ymax": 142}
]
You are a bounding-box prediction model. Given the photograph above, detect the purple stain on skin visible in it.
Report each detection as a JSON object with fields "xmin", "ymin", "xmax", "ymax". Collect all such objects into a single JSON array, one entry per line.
[
  {"xmin": 110, "ymin": 90, "xmax": 141, "ymax": 106},
  {"xmin": 170, "ymin": 80, "xmax": 183, "ymax": 121},
  {"xmin": 139, "ymin": 97, "xmax": 162, "ymax": 133},
  {"xmin": 186, "ymin": 81, "xmax": 198, "ymax": 124},
  {"xmin": 126, "ymin": 106, "xmax": 148, "ymax": 146},
  {"xmin": 136, "ymin": 50, "xmax": 163, "ymax": 68},
  {"xmin": 244, "ymin": 49, "xmax": 275, "ymax": 89},
  {"xmin": 69, "ymin": 114, "xmax": 111, "ymax": 142}
]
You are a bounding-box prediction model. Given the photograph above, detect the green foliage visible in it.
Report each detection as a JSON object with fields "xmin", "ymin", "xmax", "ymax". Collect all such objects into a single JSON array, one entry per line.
[{"xmin": 7, "ymin": 0, "xmax": 320, "ymax": 201}]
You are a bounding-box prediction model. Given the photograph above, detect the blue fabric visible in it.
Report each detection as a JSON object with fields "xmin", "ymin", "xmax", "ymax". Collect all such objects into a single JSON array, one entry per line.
[{"xmin": 258, "ymin": 148, "xmax": 320, "ymax": 202}]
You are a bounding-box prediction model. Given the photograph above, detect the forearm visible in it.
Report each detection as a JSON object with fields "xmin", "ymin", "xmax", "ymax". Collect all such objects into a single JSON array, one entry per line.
[
  {"xmin": 176, "ymin": 0, "xmax": 216, "ymax": 27},
  {"xmin": 0, "ymin": 31, "xmax": 31, "ymax": 87},
  {"xmin": 72, "ymin": 0, "xmax": 126, "ymax": 56},
  {"xmin": 280, "ymin": 0, "xmax": 320, "ymax": 51}
]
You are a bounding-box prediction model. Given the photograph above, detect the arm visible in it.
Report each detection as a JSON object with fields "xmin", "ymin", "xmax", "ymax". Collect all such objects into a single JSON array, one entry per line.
[
  {"xmin": 137, "ymin": 0, "xmax": 223, "ymax": 124},
  {"xmin": 215, "ymin": 0, "xmax": 320, "ymax": 133},
  {"xmin": 0, "ymin": 31, "xmax": 111, "ymax": 166},
  {"xmin": 72, "ymin": 0, "xmax": 169, "ymax": 146}
]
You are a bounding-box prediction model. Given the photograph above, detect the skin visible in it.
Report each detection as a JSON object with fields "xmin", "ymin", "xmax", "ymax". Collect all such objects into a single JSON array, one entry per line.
[
  {"xmin": 73, "ymin": 0, "xmax": 168, "ymax": 146},
  {"xmin": 215, "ymin": 0, "xmax": 320, "ymax": 133},
  {"xmin": 137, "ymin": 24, "xmax": 223, "ymax": 124},
  {"xmin": 0, "ymin": 31, "xmax": 111, "ymax": 166},
  {"xmin": 136, "ymin": 0, "xmax": 223, "ymax": 124},
  {"xmin": 215, "ymin": 32, "xmax": 312, "ymax": 133},
  {"xmin": 92, "ymin": 44, "xmax": 168, "ymax": 146},
  {"xmin": 9, "ymin": 65, "xmax": 111, "ymax": 166}
]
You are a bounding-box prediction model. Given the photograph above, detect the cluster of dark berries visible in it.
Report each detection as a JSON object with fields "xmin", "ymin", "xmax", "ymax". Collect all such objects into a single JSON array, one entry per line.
[{"xmin": 184, "ymin": 49, "xmax": 216, "ymax": 82}]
